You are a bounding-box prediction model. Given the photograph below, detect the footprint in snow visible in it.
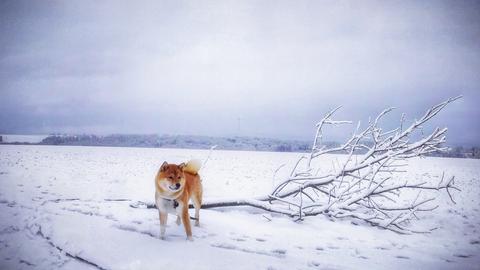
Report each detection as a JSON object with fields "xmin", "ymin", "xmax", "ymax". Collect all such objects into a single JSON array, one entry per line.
[
  {"xmin": 453, "ymin": 254, "xmax": 473, "ymax": 258},
  {"xmin": 19, "ymin": 259, "xmax": 35, "ymax": 266},
  {"xmin": 232, "ymin": 237, "xmax": 246, "ymax": 242},
  {"xmin": 271, "ymin": 249, "xmax": 287, "ymax": 256},
  {"xmin": 395, "ymin": 255, "xmax": 410, "ymax": 259},
  {"xmin": 469, "ymin": 240, "xmax": 480, "ymax": 245}
]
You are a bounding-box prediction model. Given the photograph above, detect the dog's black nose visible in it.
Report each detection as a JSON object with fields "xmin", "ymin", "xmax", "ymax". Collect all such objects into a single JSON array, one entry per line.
[{"xmin": 175, "ymin": 183, "xmax": 181, "ymax": 188}]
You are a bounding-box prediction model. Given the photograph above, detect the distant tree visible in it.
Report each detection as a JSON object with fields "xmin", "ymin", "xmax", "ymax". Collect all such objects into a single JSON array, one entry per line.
[
  {"xmin": 275, "ymin": 144, "xmax": 292, "ymax": 152},
  {"xmin": 454, "ymin": 146, "xmax": 465, "ymax": 158},
  {"xmin": 473, "ymin": 147, "xmax": 480, "ymax": 158}
]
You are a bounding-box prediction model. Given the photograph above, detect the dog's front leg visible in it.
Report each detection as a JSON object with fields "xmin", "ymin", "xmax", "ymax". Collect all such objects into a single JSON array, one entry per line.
[
  {"xmin": 181, "ymin": 204, "xmax": 193, "ymax": 241},
  {"xmin": 159, "ymin": 210, "xmax": 168, "ymax": 240}
]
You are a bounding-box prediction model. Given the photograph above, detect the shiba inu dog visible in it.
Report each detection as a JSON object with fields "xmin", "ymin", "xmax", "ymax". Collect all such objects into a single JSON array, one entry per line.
[{"xmin": 155, "ymin": 160, "xmax": 202, "ymax": 241}]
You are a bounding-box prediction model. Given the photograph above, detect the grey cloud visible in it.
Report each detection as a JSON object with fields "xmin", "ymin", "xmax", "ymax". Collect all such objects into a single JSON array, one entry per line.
[{"xmin": 0, "ymin": 0, "xmax": 479, "ymax": 145}]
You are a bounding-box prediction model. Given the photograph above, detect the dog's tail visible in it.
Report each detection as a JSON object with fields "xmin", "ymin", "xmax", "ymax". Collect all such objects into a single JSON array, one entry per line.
[{"xmin": 184, "ymin": 159, "xmax": 202, "ymax": 175}]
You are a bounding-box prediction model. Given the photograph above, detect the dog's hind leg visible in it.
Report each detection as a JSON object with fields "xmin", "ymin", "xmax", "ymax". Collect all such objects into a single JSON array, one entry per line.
[{"xmin": 192, "ymin": 191, "xmax": 202, "ymax": 227}]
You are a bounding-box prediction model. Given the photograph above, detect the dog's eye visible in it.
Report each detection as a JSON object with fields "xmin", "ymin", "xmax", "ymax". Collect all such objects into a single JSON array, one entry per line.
[{"xmin": 177, "ymin": 176, "xmax": 181, "ymax": 180}]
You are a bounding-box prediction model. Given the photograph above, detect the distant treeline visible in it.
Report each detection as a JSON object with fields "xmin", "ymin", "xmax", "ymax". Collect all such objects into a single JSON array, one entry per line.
[
  {"xmin": 429, "ymin": 146, "xmax": 480, "ymax": 159},
  {"xmin": 39, "ymin": 134, "xmax": 313, "ymax": 152},
  {"xmin": 2, "ymin": 134, "xmax": 478, "ymax": 158}
]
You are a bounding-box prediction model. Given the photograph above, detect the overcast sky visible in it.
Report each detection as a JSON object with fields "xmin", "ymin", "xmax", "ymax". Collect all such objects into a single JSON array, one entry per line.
[{"xmin": 1, "ymin": 0, "xmax": 479, "ymax": 145}]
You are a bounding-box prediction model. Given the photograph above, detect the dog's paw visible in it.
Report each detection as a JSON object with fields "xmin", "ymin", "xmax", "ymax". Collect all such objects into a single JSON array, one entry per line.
[
  {"xmin": 187, "ymin": 236, "xmax": 194, "ymax": 241},
  {"xmin": 195, "ymin": 221, "xmax": 200, "ymax": 227}
]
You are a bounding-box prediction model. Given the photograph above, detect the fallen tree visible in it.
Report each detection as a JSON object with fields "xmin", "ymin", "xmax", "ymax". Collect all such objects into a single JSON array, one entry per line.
[{"xmin": 131, "ymin": 97, "xmax": 461, "ymax": 234}]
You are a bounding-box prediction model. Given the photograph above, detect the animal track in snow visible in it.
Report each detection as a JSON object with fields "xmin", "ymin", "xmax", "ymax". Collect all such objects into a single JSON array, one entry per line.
[
  {"xmin": 453, "ymin": 254, "xmax": 473, "ymax": 258},
  {"xmin": 395, "ymin": 255, "xmax": 410, "ymax": 259},
  {"xmin": 211, "ymin": 243, "xmax": 286, "ymax": 258}
]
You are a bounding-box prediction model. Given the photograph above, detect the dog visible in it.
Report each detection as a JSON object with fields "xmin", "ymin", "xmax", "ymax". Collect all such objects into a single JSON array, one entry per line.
[{"xmin": 154, "ymin": 160, "xmax": 203, "ymax": 241}]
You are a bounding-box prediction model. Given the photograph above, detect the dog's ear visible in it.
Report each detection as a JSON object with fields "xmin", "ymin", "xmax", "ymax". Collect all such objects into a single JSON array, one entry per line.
[
  {"xmin": 178, "ymin": 162, "xmax": 186, "ymax": 171},
  {"xmin": 160, "ymin": 161, "xmax": 168, "ymax": 172}
]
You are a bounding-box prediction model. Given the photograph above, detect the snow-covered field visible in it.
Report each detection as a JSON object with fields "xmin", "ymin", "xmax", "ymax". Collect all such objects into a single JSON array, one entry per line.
[{"xmin": 0, "ymin": 145, "xmax": 479, "ymax": 270}]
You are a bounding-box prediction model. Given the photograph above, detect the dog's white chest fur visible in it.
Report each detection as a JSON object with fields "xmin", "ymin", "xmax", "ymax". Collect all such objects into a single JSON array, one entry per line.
[{"xmin": 155, "ymin": 193, "xmax": 182, "ymax": 215}]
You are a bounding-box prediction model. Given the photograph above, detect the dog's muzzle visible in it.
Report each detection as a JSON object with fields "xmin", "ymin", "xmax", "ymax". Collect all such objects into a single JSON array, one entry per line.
[{"xmin": 168, "ymin": 183, "xmax": 181, "ymax": 191}]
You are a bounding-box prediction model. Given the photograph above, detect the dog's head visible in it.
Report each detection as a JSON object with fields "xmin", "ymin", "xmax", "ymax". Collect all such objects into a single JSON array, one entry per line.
[{"xmin": 157, "ymin": 161, "xmax": 186, "ymax": 192}]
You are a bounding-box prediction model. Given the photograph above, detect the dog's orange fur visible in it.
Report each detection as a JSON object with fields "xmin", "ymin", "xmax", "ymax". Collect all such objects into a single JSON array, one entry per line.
[{"xmin": 155, "ymin": 160, "xmax": 202, "ymax": 240}]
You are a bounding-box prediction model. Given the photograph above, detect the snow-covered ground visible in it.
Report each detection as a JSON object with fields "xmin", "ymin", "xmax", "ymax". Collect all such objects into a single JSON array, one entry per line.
[{"xmin": 0, "ymin": 145, "xmax": 478, "ymax": 270}]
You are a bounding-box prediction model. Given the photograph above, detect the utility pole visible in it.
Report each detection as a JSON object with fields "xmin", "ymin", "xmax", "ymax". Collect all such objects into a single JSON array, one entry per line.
[{"xmin": 237, "ymin": 117, "xmax": 241, "ymax": 135}]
